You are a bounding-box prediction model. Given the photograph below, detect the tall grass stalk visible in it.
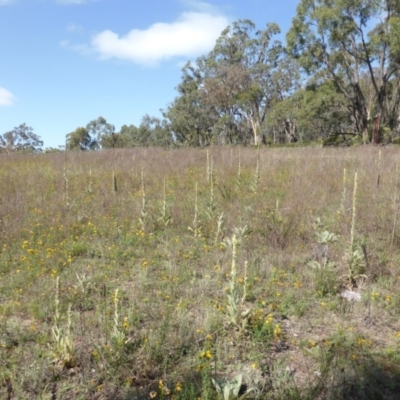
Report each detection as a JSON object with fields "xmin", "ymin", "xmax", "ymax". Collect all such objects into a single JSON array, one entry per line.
[
  {"xmin": 158, "ymin": 178, "xmax": 172, "ymax": 227},
  {"xmin": 390, "ymin": 163, "xmax": 400, "ymax": 256},
  {"xmin": 241, "ymin": 261, "xmax": 248, "ymax": 305},
  {"xmin": 227, "ymin": 234, "xmax": 239, "ymax": 325},
  {"xmin": 339, "ymin": 168, "xmax": 348, "ymax": 215},
  {"xmin": 250, "ymin": 149, "xmax": 260, "ymax": 194},
  {"xmin": 376, "ymin": 149, "xmax": 381, "ymax": 189},
  {"xmin": 236, "ymin": 148, "xmax": 242, "ymax": 191},
  {"xmin": 188, "ymin": 182, "xmax": 200, "ymax": 237},
  {"xmin": 139, "ymin": 167, "xmax": 147, "ymax": 233},
  {"xmin": 206, "ymin": 149, "xmax": 210, "ymax": 183},
  {"xmin": 350, "ymin": 171, "xmax": 358, "ymax": 249},
  {"xmin": 112, "ymin": 170, "xmax": 118, "ymax": 193},
  {"xmin": 88, "ymin": 168, "xmax": 93, "ymax": 195},
  {"xmin": 207, "ymin": 161, "xmax": 216, "ymax": 218},
  {"xmin": 214, "ymin": 212, "xmax": 225, "ymax": 246},
  {"xmin": 63, "ymin": 148, "xmax": 70, "ymax": 210}
]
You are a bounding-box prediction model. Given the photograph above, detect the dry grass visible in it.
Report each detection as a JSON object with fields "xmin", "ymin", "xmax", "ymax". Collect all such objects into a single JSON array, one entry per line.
[{"xmin": 1, "ymin": 146, "xmax": 400, "ymax": 399}]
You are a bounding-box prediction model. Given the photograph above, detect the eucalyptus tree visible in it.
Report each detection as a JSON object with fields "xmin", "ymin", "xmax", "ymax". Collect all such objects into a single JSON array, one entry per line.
[
  {"xmin": 200, "ymin": 63, "xmax": 250, "ymax": 144},
  {"xmin": 86, "ymin": 116, "xmax": 115, "ymax": 148},
  {"xmin": 118, "ymin": 124, "xmax": 140, "ymax": 147},
  {"xmin": 164, "ymin": 62, "xmax": 218, "ymax": 147},
  {"xmin": 263, "ymin": 56, "xmax": 303, "ymax": 143},
  {"xmin": 199, "ymin": 19, "xmax": 285, "ymax": 145},
  {"xmin": 165, "ymin": 20, "xmax": 290, "ymax": 146},
  {"xmin": 0, "ymin": 124, "xmax": 43, "ymax": 153},
  {"xmin": 137, "ymin": 115, "xmax": 171, "ymax": 147},
  {"xmin": 100, "ymin": 132, "xmax": 129, "ymax": 149},
  {"xmin": 66, "ymin": 127, "xmax": 96, "ymax": 151},
  {"xmin": 287, "ymin": 0, "xmax": 400, "ymax": 143}
]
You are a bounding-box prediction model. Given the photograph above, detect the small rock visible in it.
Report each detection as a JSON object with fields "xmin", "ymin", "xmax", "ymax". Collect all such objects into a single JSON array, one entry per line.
[{"xmin": 340, "ymin": 289, "xmax": 361, "ymax": 302}]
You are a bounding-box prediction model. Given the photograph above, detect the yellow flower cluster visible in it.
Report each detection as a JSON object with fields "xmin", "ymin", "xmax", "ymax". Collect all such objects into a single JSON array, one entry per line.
[
  {"xmin": 265, "ymin": 313, "xmax": 273, "ymax": 325},
  {"xmin": 200, "ymin": 350, "xmax": 212, "ymax": 359},
  {"xmin": 274, "ymin": 324, "xmax": 282, "ymax": 338},
  {"xmin": 356, "ymin": 337, "xmax": 372, "ymax": 347}
]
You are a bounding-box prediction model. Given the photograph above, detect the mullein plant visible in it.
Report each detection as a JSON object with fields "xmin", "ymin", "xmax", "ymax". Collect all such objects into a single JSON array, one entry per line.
[
  {"xmin": 87, "ymin": 168, "xmax": 93, "ymax": 195},
  {"xmin": 308, "ymin": 218, "xmax": 339, "ymax": 296},
  {"xmin": 206, "ymin": 149, "xmax": 211, "ymax": 184},
  {"xmin": 212, "ymin": 373, "xmax": 254, "ymax": 400},
  {"xmin": 51, "ymin": 277, "xmax": 75, "ymax": 368},
  {"xmin": 390, "ymin": 163, "xmax": 400, "ymax": 256},
  {"xmin": 338, "ymin": 168, "xmax": 348, "ymax": 216},
  {"xmin": 214, "ymin": 212, "xmax": 226, "ymax": 246},
  {"xmin": 111, "ymin": 289, "xmax": 130, "ymax": 352},
  {"xmin": 232, "ymin": 225, "xmax": 252, "ymax": 243},
  {"xmin": 138, "ymin": 167, "xmax": 148, "ymax": 233},
  {"xmin": 227, "ymin": 234, "xmax": 239, "ymax": 325},
  {"xmin": 250, "ymin": 147, "xmax": 260, "ymax": 195},
  {"xmin": 206, "ymin": 161, "xmax": 217, "ymax": 219},
  {"xmin": 224, "ymin": 234, "xmax": 251, "ymax": 330},
  {"xmin": 188, "ymin": 182, "xmax": 201, "ymax": 237},
  {"xmin": 63, "ymin": 148, "xmax": 70, "ymax": 210},
  {"xmin": 309, "ymin": 217, "xmax": 339, "ymax": 268},
  {"xmin": 75, "ymin": 272, "xmax": 92, "ymax": 312},
  {"xmin": 342, "ymin": 172, "xmax": 367, "ymax": 288},
  {"xmin": 236, "ymin": 148, "xmax": 242, "ymax": 192},
  {"xmin": 158, "ymin": 178, "xmax": 172, "ymax": 227}
]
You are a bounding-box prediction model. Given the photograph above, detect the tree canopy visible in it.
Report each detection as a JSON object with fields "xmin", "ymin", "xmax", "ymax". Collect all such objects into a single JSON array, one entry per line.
[
  {"xmin": 66, "ymin": 127, "xmax": 97, "ymax": 151},
  {"xmin": 164, "ymin": 20, "xmax": 293, "ymax": 146},
  {"xmin": 0, "ymin": 124, "xmax": 43, "ymax": 153},
  {"xmin": 287, "ymin": 0, "xmax": 400, "ymax": 143}
]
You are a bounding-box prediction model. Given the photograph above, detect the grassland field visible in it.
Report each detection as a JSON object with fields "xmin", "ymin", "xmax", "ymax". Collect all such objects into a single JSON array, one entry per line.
[{"xmin": 1, "ymin": 146, "xmax": 400, "ymax": 400}]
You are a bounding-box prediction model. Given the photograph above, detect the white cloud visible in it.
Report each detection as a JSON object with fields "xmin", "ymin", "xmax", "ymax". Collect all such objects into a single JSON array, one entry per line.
[
  {"xmin": 90, "ymin": 11, "xmax": 229, "ymax": 66},
  {"xmin": 0, "ymin": 87, "xmax": 16, "ymax": 106}
]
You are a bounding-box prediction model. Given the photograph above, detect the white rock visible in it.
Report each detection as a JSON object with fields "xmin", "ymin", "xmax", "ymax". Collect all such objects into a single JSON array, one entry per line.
[{"xmin": 340, "ymin": 290, "xmax": 361, "ymax": 302}]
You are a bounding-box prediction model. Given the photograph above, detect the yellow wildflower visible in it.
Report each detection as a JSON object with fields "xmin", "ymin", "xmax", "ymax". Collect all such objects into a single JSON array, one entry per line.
[{"xmin": 274, "ymin": 324, "xmax": 282, "ymax": 338}]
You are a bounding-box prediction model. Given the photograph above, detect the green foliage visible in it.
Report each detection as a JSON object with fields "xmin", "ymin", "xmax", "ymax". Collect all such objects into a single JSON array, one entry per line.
[
  {"xmin": 51, "ymin": 278, "xmax": 76, "ymax": 369},
  {"xmin": 66, "ymin": 127, "xmax": 97, "ymax": 151},
  {"xmin": 287, "ymin": 0, "xmax": 400, "ymax": 143},
  {"xmin": 212, "ymin": 374, "xmax": 254, "ymax": 400},
  {"xmin": 66, "ymin": 115, "xmax": 171, "ymax": 150},
  {"xmin": 164, "ymin": 62, "xmax": 217, "ymax": 147},
  {"xmin": 85, "ymin": 116, "xmax": 115, "ymax": 148},
  {"xmin": 165, "ymin": 20, "xmax": 292, "ymax": 146},
  {"xmin": 118, "ymin": 116, "xmax": 171, "ymax": 148},
  {"xmin": 0, "ymin": 123, "xmax": 43, "ymax": 153}
]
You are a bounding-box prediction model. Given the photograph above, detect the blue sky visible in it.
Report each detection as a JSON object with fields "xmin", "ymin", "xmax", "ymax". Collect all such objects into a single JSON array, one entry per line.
[{"xmin": 0, "ymin": 0, "xmax": 299, "ymax": 149}]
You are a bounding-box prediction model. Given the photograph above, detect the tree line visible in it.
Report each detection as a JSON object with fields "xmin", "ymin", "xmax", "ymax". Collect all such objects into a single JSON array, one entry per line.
[{"xmin": 2, "ymin": 0, "xmax": 400, "ymax": 153}]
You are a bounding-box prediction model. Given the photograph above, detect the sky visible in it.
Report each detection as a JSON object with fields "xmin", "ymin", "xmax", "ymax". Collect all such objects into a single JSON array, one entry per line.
[{"xmin": 0, "ymin": 0, "xmax": 299, "ymax": 149}]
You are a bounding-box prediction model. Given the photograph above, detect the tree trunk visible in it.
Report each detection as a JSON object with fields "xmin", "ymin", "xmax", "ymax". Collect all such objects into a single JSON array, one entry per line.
[
  {"xmin": 373, "ymin": 113, "xmax": 381, "ymax": 145},
  {"xmin": 360, "ymin": 108, "xmax": 370, "ymax": 145}
]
